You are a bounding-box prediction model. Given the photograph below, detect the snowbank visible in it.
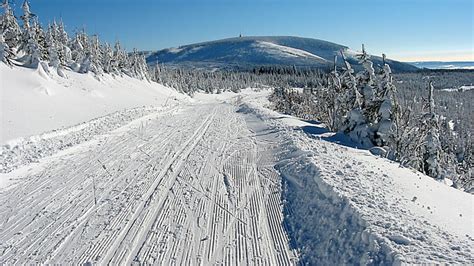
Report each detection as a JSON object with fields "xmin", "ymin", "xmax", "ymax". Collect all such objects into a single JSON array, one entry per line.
[
  {"xmin": 237, "ymin": 88, "xmax": 473, "ymax": 264},
  {"xmin": 0, "ymin": 64, "xmax": 188, "ymax": 144}
]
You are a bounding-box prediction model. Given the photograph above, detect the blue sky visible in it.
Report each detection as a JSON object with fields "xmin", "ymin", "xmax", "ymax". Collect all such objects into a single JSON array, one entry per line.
[{"xmin": 10, "ymin": 0, "xmax": 474, "ymax": 61}]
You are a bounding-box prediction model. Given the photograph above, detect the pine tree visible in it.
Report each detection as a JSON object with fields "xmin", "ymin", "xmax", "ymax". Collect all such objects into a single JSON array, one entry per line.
[
  {"xmin": 45, "ymin": 23, "xmax": 59, "ymax": 67},
  {"xmin": 421, "ymin": 81, "xmax": 442, "ymax": 179},
  {"xmin": 81, "ymin": 34, "xmax": 103, "ymax": 75},
  {"xmin": 19, "ymin": 0, "xmax": 32, "ymax": 48},
  {"xmin": 337, "ymin": 47, "xmax": 373, "ymax": 147},
  {"xmin": 79, "ymin": 32, "xmax": 102, "ymax": 74},
  {"xmin": 69, "ymin": 30, "xmax": 86, "ymax": 71},
  {"xmin": 129, "ymin": 48, "xmax": 149, "ymax": 80},
  {"xmin": 374, "ymin": 54, "xmax": 400, "ymax": 148},
  {"xmin": 1, "ymin": 0, "xmax": 21, "ymax": 49},
  {"xmin": 0, "ymin": 31, "xmax": 14, "ymax": 65},
  {"xmin": 56, "ymin": 21, "xmax": 71, "ymax": 66},
  {"xmin": 113, "ymin": 41, "xmax": 129, "ymax": 74},
  {"xmin": 356, "ymin": 44, "xmax": 376, "ymax": 110},
  {"xmin": 18, "ymin": 0, "xmax": 41, "ymax": 67},
  {"xmin": 32, "ymin": 17, "xmax": 47, "ymax": 60},
  {"xmin": 339, "ymin": 51, "xmax": 363, "ymax": 131},
  {"xmin": 101, "ymin": 42, "xmax": 113, "ymax": 73}
]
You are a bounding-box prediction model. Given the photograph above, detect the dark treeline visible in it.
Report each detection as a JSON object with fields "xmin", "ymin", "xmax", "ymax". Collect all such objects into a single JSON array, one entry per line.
[{"xmin": 149, "ymin": 64, "xmax": 328, "ymax": 95}]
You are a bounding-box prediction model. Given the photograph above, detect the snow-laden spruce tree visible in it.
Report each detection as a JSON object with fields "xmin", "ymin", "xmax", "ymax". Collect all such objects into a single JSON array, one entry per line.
[
  {"xmin": 420, "ymin": 81, "xmax": 442, "ymax": 179},
  {"xmin": 90, "ymin": 35, "xmax": 103, "ymax": 73},
  {"xmin": 339, "ymin": 51, "xmax": 363, "ymax": 131},
  {"xmin": 45, "ymin": 23, "xmax": 59, "ymax": 67},
  {"xmin": 355, "ymin": 44, "xmax": 376, "ymax": 110},
  {"xmin": 327, "ymin": 56, "xmax": 343, "ymax": 130},
  {"xmin": 129, "ymin": 48, "xmax": 149, "ymax": 80},
  {"xmin": 45, "ymin": 22, "xmax": 67, "ymax": 77},
  {"xmin": 1, "ymin": 0, "xmax": 21, "ymax": 50},
  {"xmin": 0, "ymin": 32, "xmax": 13, "ymax": 65},
  {"xmin": 373, "ymin": 54, "xmax": 400, "ymax": 148},
  {"xmin": 32, "ymin": 17, "xmax": 47, "ymax": 60},
  {"xmin": 113, "ymin": 41, "xmax": 129, "ymax": 75},
  {"xmin": 69, "ymin": 31, "xmax": 85, "ymax": 71},
  {"xmin": 18, "ymin": 0, "xmax": 42, "ymax": 67},
  {"xmin": 79, "ymin": 34, "xmax": 103, "ymax": 75},
  {"xmin": 19, "ymin": 0, "xmax": 32, "ymax": 34},
  {"xmin": 101, "ymin": 42, "xmax": 114, "ymax": 74},
  {"xmin": 56, "ymin": 21, "xmax": 72, "ymax": 66},
  {"xmin": 18, "ymin": 27, "xmax": 41, "ymax": 67},
  {"xmin": 340, "ymin": 47, "xmax": 374, "ymax": 147}
]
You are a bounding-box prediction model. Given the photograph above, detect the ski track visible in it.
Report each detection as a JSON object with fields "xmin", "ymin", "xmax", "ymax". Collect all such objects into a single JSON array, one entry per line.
[{"xmin": 0, "ymin": 102, "xmax": 298, "ymax": 265}]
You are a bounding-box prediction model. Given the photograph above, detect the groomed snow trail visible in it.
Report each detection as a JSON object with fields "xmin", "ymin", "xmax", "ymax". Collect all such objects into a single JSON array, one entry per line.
[{"xmin": 0, "ymin": 102, "xmax": 297, "ymax": 264}]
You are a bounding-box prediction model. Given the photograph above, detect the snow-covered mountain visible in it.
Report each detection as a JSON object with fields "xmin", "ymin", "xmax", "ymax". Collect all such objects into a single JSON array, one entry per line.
[
  {"xmin": 145, "ymin": 36, "xmax": 418, "ymax": 72},
  {"xmin": 409, "ymin": 61, "xmax": 474, "ymax": 70}
]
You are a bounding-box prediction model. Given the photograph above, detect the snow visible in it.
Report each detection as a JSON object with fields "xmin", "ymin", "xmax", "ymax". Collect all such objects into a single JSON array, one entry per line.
[
  {"xmin": 252, "ymin": 41, "xmax": 327, "ymax": 61},
  {"xmin": 0, "ymin": 92, "xmax": 298, "ymax": 264},
  {"xmin": 441, "ymin": 85, "xmax": 474, "ymax": 92},
  {"xmin": 0, "ymin": 64, "xmax": 472, "ymax": 264},
  {"xmin": 240, "ymin": 89, "xmax": 473, "ymax": 264},
  {"xmin": 0, "ymin": 63, "xmax": 189, "ymax": 144},
  {"xmin": 410, "ymin": 61, "xmax": 474, "ymax": 70},
  {"xmin": 166, "ymin": 47, "xmax": 184, "ymax": 54},
  {"xmin": 146, "ymin": 36, "xmax": 417, "ymax": 71}
]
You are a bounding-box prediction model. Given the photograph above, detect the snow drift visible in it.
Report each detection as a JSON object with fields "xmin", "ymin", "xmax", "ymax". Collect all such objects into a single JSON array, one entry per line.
[
  {"xmin": 0, "ymin": 64, "xmax": 187, "ymax": 144},
  {"xmin": 238, "ymin": 90, "xmax": 473, "ymax": 264}
]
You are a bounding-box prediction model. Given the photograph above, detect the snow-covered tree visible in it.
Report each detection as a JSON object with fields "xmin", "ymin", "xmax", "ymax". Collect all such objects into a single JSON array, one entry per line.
[
  {"xmin": 78, "ymin": 32, "xmax": 103, "ymax": 75},
  {"xmin": 101, "ymin": 42, "xmax": 113, "ymax": 73},
  {"xmin": 0, "ymin": 31, "xmax": 13, "ymax": 65},
  {"xmin": 20, "ymin": 0, "xmax": 32, "ymax": 31},
  {"xmin": 113, "ymin": 41, "xmax": 129, "ymax": 74},
  {"xmin": 18, "ymin": 0, "xmax": 41, "ymax": 67},
  {"xmin": 19, "ymin": 0, "xmax": 32, "ymax": 46},
  {"xmin": 356, "ymin": 44, "xmax": 376, "ymax": 110},
  {"xmin": 373, "ymin": 54, "xmax": 400, "ymax": 148},
  {"xmin": 0, "ymin": 0, "xmax": 21, "ymax": 49},
  {"xmin": 421, "ymin": 82, "xmax": 442, "ymax": 179},
  {"xmin": 339, "ymin": 51, "xmax": 363, "ymax": 131},
  {"xmin": 45, "ymin": 23, "xmax": 59, "ymax": 67},
  {"xmin": 335, "ymin": 45, "xmax": 376, "ymax": 146},
  {"xmin": 69, "ymin": 31, "xmax": 85, "ymax": 71},
  {"xmin": 129, "ymin": 48, "xmax": 149, "ymax": 80},
  {"xmin": 32, "ymin": 17, "xmax": 47, "ymax": 60},
  {"xmin": 79, "ymin": 34, "xmax": 103, "ymax": 75},
  {"xmin": 56, "ymin": 21, "xmax": 71, "ymax": 66}
]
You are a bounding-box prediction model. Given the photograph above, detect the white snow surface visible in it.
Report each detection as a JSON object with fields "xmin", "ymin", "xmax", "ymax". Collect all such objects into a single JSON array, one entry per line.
[
  {"xmin": 252, "ymin": 41, "xmax": 327, "ymax": 61},
  {"xmin": 0, "ymin": 66, "xmax": 472, "ymax": 265},
  {"xmin": 441, "ymin": 85, "xmax": 474, "ymax": 92},
  {"xmin": 242, "ymin": 90, "xmax": 473, "ymax": 264},
  {"xmin": 0, "ymin": 63, "xmax": 188, "ymax": 144}
]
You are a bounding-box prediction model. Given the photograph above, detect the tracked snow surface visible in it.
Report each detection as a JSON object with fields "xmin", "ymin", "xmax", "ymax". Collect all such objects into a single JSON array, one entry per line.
[{"xmin": 0, "ymin": 67, "xmax": 472, "ymax": 264}]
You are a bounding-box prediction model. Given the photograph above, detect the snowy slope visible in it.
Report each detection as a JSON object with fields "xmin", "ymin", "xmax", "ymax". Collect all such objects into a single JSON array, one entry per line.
[
  {"xmin": 252, "ymin": 41, "xmax": 328, "ymax": 61},
  {"xmin": 410, "ymin": 61, "xmax": 474, "ymax": 70},
  {"xmin": 145, "ymin": 36, "xmax": 418, "ymax": 72},
  {"xmin": 239, "ymin": 89, "xmax": 473, "ymax": 264},
  {"xmin": 0, "ymin": 64, "xmax": 188, "ymax": 144}
]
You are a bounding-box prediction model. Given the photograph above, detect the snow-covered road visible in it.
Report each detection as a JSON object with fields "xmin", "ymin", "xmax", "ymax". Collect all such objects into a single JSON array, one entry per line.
[{"xmin": 0, "ymin": 101, "xmax": 298, "ymax": 264}]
